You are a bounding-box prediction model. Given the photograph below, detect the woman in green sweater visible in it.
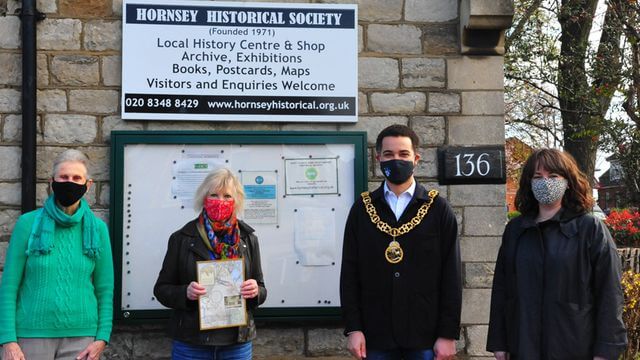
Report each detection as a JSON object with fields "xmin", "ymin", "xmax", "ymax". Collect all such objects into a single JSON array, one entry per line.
[{"xmin": 0, "ymin": 149, "xmax": 114, "ymax": 360}]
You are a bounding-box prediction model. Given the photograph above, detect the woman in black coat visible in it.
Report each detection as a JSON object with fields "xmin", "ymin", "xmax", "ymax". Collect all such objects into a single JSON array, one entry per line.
[
  {"xmin": 487, "ymin": 149, "xmax": 626, "ymax": 360},
  {"xmin": 154, "ymin": 168, "xmax": 266, "ymax": 360}
]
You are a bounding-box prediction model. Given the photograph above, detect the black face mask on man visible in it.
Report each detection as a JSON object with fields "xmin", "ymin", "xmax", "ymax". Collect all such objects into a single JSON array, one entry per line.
[
  {"xmin": 380, "ymin": 159, "xmax": 415, "ymax": 185},
  {"xmin": 51, "ymin": 180, "xmax": 87, "ymax": 207}
]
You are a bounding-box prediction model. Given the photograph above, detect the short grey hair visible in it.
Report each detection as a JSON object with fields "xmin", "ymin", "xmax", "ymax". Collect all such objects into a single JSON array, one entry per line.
[
  {"xmin": 193, "ymin": 168, "xmax": 245, "ymax": 214},
  {"xmin": 52, "ymin": 149, "xmax": 91, "ymax": 178}
]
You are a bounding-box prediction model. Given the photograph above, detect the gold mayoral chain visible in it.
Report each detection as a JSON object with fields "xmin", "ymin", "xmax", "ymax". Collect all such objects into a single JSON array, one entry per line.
[{"xmin": 361, "ymin": 190, "xmax": 438, "ymax": 264}]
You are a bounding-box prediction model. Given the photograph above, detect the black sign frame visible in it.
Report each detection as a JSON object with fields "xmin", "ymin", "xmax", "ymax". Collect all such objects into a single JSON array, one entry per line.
[{"xmin": 437, "ymin": 145, "xmax": 506, "ymax": 185}]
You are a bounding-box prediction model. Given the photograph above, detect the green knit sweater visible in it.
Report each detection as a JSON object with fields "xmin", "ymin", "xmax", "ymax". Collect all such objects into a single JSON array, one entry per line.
[{"xmin": 0, "ymin": 209, "xmax": 114, "ymax": 344}]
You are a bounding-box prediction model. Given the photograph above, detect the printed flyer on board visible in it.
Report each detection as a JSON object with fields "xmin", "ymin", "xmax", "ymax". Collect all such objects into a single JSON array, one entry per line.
[{"xmin": 121, "ymin": 0, "xmax": 358, "ymax": 122}]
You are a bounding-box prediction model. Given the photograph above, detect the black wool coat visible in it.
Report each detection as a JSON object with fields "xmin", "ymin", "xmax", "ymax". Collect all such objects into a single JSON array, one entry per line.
[
  {"xmin": 487, "ymin": 209, "xmax": 627, "ymax": 360},
  {"xmin": 340, "ymin": 182, "xmax": 462, "ymax": 350},
  {"xmin": 154, "ymin": 218, "xmax": 266, "ymax": 346}
]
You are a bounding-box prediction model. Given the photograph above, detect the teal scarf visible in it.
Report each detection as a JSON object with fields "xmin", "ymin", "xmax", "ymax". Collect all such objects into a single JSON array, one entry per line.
[{"xmin": 26, "ymin": 196, "xmax": 101, "ymax": 258}]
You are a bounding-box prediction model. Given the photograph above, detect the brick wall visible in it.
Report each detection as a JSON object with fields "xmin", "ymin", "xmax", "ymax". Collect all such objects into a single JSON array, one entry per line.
[{"xmin": 0, "ymin": 0, "xmax": 508, "ymax": 358}]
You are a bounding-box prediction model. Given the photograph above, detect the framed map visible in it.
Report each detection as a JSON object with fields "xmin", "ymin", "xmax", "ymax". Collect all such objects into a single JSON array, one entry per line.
[{"xmin": 196, "ymin": 259, "xmax": 247, "ymax": 330}]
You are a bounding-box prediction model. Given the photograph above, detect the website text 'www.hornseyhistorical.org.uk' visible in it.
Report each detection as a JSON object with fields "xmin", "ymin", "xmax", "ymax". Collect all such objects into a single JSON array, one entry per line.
[{"xmin": 124, "ymin": 93, "xmax": 355, "ymax": 115}]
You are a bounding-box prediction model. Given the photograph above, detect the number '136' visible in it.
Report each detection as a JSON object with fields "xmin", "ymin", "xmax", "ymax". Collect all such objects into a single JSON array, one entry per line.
[{"xmin": 454, "ymin": 153, "xmax": 491, "ymax": 176}]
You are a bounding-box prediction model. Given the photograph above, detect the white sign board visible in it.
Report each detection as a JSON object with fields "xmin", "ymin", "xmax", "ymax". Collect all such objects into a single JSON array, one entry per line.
[{"xmin": 121, "ymin": 0, "xmax": 358, "ymax": 122}]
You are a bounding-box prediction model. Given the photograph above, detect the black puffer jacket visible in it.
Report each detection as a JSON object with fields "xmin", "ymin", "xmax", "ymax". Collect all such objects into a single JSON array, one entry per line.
[
  {"xmin": 154, "ymin": 219, "xmax": 266, "ymax": 345},
  {"xmin": 487, "ymin": 209, "xmax": 627, "ymax": 359}
]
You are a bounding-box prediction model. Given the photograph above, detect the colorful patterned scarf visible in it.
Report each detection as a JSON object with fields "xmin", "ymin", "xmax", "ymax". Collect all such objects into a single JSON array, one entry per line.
[{"xmin": 199, "ymin": 210, "xmax": 240, "ymax": 260}]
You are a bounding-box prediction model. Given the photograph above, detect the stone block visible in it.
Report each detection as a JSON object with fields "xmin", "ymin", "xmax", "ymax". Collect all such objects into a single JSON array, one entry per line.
[
  {"xmin": 0, "ymin": 53, "xmax": 21, "ymax": 86},
  {"xmin": 69, "ymin": 90, "xmax": 119, "ymax": 114},
  {"xmin": 402, "ymin": 58, "xmax": 445, "ymax": 88},
  {"xmin": 358, "ymin": 57, "xmax": 399, "ymax": 89},
  {"xmin": 428, "ymin": 92, "xmax": 460, "ymax": 113},
  {"xmin": 462, "ymin": 288, "xmax": 491, "ymax": 324},
  {"xmin": 406, "ymin": 0, "xmax": 458, "ymax": 22},
  {"xmin": 99, "ymin": 183, "xmax": 110, "ymax": 206},
  {"xmin": 465, "ymin": 262, "xmax": 495, "ymax": 288},
  {"xmin": 340, "ymin": 116, "xmax": 408, "ymax": 146},
  {"xmin": 358, "ymin": 92, "xmax": 368, "ymax": 114},
  {"xmin": 102, "ymin": 115, "xmax": 144, "ymax": 142},
  {"xmin": 460, "ymin": 237, "xmax": 501, "ymax": 262},
  {"xmin": 414, "ymin": 147, "xmax": 438, "ymax": 178},
  {"xmin": 37, "ymin": 89, "xmax": 68, "ymax": 112},
  {"xmin": 370, "ymin": 92, "xmax": 426, "ymax": 113},
  {"xmin": 0, "ymin": 209, "xmax": 20, "ymax": 237},
  {"xmin": 0, "ymin": 16, "xmax": 20, "ymax": 49},
  {"xmin": 84, "ymin": 181, "xmax": 98, "ymax": 206},
  {"xmin": 44, "ymin": 114, "xmax": 97, "ymax": 144},
  {"xmin": 464, "ymin": 207, "xmax": 505, "ymax": 236},
  {"xmin": 131, "ymin": 332, "xmax": 172, "ymax": 359},
  {"xmin": 411, "ymin": 116, "xmax": 445, "ymax": 146},
  {"xmin": 84, "ymin": 20, "xmax": 122, "ymax": 51},
  {"xmin": 307, "ymin": 328, "xmax": 349, "ymax": 357},
  {"xmin": 461, "ymin": 91, "xmax": 505, "ymax": 115},
  {"xmin": 449, "ymin": 184, "xmax": 506, "ymax": 206},
  {"xmin": 447, "ymin": 116, "xmax": 505, "ymax": 145},
  {"xmin": 209, "ymin": 122, "xmax": 279, "ymax": 131},
  {"xmin": 112, "ymin": 0, "xmax": 123, "ymax": 16},
  {"xmin": 8, "ymin": 0, "xmax": 56, "ymax": 13},
  {"xmin": 358, "ymin": 25, "xmax": 363, "ymax": 53},
  {"xmin": 37, "ymin": 19, "xmax": 82, "ymax": 50},
  {"xmin": 0, "ymin": 89, "xmax": 21, "ymax": 112},
  {"xmin": 423, "ymin": 23, "xmax": 458, "ymax": 56},
  {"xmin": 36, "ymin": 183, "xmax": 49, "ymax": 207},
  {"xmin": 253, "ymin": 328, "xmax": 304, "ymax": 357},
  {"xmin": 448, "ymin": 57, "xmax": 504, "ymax": 90},
  {"xmin": 357, "ymin": 0, "xmax": 402, "ymax": 21},
  {"xmin": 37, "ymin": 0, "xmax": 57, "ymax": 13},
  {"xmin": 466, "ymin": 325, "xmax": 492, "ymax": 356},
  {"xmin": 51, "ymin": 55, "xmax": 100, "ymax": 86},
  {"xmin": 368, "ymin": 24, "xmax": 422, "ymax": 54},
  {"xmin": 37, "ymin": 146, "xmax": 110, "ymax": 181},
  {"xmin": 102, "ymin": 55, "xmax": 121, "ymax": 86},
  {"xmin": 0, "ymin": 182, "xmax": 21, "ymax": 206},
  {"xmin": 0, "ymin": 241, "xmax": 8, "ymax": 270},
  {"xmin": 0, "ymin": 146, "xmax": 21, "ymax": 179},
  {"xmin": 3, "ymin": 114, "xmax": 43, "ymax": 143},
  {"xmin": 38, "ymin": 54, "xmax": 49, "ymax": 86},
  {"xmin": 60, "ymin": 0, "xmax": 111, "ymax": 17}
]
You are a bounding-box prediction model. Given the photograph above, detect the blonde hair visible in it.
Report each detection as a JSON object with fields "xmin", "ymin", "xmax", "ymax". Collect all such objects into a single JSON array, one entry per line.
[{"xmin": 193, "ymin": 168, "xmax": 245, "ymax": 213}]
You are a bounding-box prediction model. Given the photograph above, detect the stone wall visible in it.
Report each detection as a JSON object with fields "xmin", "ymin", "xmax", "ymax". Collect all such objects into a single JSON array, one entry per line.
[{"xmin": 0, "ymin": 0, "xmax": 507, "ymax": 358}]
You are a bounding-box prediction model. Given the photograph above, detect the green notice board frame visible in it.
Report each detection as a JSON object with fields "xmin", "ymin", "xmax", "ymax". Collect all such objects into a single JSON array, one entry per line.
[{"xmin": 110, "ymin": 131, "xmax": 367, "ymax": 321}]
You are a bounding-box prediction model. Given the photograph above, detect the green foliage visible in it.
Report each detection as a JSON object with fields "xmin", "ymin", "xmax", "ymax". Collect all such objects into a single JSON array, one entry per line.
[{"xmin": 507, "ymin": 210, "xmax": 522, "ymax": 220}]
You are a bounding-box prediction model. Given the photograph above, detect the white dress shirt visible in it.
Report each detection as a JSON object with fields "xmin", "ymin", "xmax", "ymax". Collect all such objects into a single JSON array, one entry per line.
[{"xmin": 383, "ymin": 180, "xmax": 416, "ymax": 221}]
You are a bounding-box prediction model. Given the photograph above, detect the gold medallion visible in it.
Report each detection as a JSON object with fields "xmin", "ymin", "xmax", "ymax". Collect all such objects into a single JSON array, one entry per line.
[{"xmin": 385, "ymin": 240, "xmax": 403, "ymax": 264}]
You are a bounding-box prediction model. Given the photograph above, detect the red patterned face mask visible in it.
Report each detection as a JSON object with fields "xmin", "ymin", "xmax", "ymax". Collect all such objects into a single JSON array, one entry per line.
[{"xmin": 204, "ymin": 198, "xmax": 235, "ymax": 221}]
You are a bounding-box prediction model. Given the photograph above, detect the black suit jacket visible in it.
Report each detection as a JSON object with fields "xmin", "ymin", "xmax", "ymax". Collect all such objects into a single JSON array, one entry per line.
[{"xmin": 340, "ymin": 181, "xmax": 461, "ymax": 350}]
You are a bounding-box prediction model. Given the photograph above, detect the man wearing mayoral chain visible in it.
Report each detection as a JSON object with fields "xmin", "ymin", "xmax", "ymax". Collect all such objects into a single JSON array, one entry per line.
[{"xmin": 340, "ymin": 124, "xmax": 461, "ymax": 360}]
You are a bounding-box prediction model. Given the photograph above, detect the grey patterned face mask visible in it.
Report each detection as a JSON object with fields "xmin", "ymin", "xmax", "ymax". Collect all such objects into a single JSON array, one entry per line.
[{"xmin": 531, "ymin": 178, "xmax": 568, "ymax": 204}]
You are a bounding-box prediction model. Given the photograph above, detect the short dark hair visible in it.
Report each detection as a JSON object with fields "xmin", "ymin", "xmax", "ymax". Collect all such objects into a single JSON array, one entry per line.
[
  {"xmin": 375, "ymin": 124, "xmax": 420, "ymax": 153},
  {"xmin": 515, "ymin": 148, "xmax": 595, "ymax": 215}
]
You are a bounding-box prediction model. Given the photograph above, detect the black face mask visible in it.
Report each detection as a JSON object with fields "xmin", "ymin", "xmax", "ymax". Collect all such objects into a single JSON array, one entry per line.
[
  {"xmin": 51, "ymin": 180, "xmax": 87, "ymax": 207},
  {"xmin": 380, "ymin": 159, "xmax": 414, "ymax": 185}
]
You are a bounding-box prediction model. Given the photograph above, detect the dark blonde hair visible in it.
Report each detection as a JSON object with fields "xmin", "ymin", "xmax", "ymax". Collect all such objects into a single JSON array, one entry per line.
[
  {"xmin": 193, "ymin": 168, "xmax": 245, "ymax": 213},
  {"xmin": 515, "ymin": 148, "xmax": 594, "ymax": 215}
]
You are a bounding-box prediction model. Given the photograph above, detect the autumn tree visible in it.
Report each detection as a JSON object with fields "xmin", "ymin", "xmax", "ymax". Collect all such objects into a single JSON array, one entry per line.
[{"xmin": 505, "ymin": 0, "xmax": 628, "ymax": 183}]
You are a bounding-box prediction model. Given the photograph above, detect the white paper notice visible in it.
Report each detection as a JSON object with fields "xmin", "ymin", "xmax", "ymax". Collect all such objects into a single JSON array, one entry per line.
[
  {"xmin": 284, "ymin": 158, "xmax": 338, "ymax": 195},
  {"xmin": 293, "ymin": 207, "xmax": 335, "ymax": 266},
  {"xmin": 241, "ymin": 171, "xmax": 278, "ymax": 224},
  {"xmin": 171, "ymin": 158, "xmax": 224, "ymax": 201}
]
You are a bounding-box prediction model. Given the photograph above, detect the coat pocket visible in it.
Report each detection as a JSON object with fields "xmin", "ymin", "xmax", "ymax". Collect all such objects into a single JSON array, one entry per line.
[{"xmin": 547, "ymin": 301, "xmax": 594, "ymax": 358}]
